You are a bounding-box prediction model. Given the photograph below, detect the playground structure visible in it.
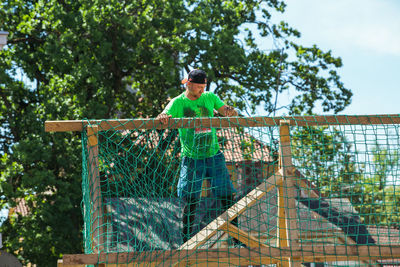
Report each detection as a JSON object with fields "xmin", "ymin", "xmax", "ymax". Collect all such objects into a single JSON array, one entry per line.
[{"xmin": 45, "ymin": 114, "xmax": 400, "ymax": 266}]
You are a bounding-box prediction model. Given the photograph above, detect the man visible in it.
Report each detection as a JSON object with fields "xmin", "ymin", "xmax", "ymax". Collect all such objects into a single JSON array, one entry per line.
[{"xmin": 157, "ymin": 69, "xmax": 239, "ymax": 243}]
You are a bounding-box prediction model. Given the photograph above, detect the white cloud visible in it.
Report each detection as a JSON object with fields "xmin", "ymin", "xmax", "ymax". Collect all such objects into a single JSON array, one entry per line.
[{"xmin": 283, "ymin": 0, "xmax": 400, "ymax": 56}]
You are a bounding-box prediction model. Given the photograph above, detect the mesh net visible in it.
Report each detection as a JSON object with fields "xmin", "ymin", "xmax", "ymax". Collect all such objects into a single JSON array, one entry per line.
[{"xmin": 80, "ymin": 115, "xmax": 400, "ymax": 266}]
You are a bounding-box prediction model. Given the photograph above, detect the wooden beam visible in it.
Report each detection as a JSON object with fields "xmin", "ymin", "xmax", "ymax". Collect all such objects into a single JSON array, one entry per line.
[
  {"xmin": 62, "ymin": 245, "xmax": 400, "ymax": 265},
  {"xmin": 178, "ymin": 256, "xmax": 278, "ymax": 266},
  {"xmin": 219, "ymin": 222, "xmax": 269, "ymax": 248},
  {"xmin": 293, "ymin": 168, "xmax": 321, "ymax": 198},
  {"xmin": 179, "ymin": 171, "xmax": 282, "ymax": 250},
  {"xmin": 278, "ymin": 121, "xmax": 301, "ymax": 267},
  {"xmin": 298, "ymin": 179, "xmax": 320, "ymax": 199},
  {"xmin": 57, "ymin": 259, "xmax": 85, "ymax": 267},
  {"xmin": 45, "ymin": 114, "xmax": 400, "ymax": 132},
  {"xmin": 277, "ymin": 182, "xmax": 288, "ymax": 247},
  {"xmin": 87, "ymin": 125, "xmax": 104, "ymax": 252},
  {"xmin": 46, "ymin": 120, "xmax": 86, "ymax": 132}
]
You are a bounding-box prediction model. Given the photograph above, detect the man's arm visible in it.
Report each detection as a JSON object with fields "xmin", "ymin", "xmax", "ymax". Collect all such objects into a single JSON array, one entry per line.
[{"xmin": 217, "ymin": 105, "xmax": 238, "ymax": 117}]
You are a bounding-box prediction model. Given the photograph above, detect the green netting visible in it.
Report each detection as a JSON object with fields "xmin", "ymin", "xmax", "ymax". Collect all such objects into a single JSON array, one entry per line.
[{"xmin": 80, "ymin": 115, "xmax": 400, "ymax": 266}]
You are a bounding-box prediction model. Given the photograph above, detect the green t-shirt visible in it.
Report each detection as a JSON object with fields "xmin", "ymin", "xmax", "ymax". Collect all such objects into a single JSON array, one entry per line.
[{"xmin": 163, "ymin": 92, "xmax": 225, "ymax": 159}]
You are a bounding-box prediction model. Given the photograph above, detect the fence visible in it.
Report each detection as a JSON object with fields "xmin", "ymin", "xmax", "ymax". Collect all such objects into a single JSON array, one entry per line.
[{"xmin": 46, "ymin": 114, "xmax": 400, "ymax": 266}]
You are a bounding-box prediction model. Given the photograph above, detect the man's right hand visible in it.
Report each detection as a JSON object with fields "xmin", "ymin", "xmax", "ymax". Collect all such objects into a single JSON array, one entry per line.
[{"xmin": 157, "ymin": 113, "xmax": 172, "ymax": 124}]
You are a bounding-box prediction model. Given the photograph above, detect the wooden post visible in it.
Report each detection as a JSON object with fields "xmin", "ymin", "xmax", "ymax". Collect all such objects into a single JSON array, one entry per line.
[
  {"xmin": 87, "ymin": 125, "xmax": 105, "ymax": 252},
  {"xmin": 277, "ymin": 120, "xmax": 300, "ymax": 267},
  {"xmin": 57, "ymin": 259, "xmax": 85, "ymax": 267}
]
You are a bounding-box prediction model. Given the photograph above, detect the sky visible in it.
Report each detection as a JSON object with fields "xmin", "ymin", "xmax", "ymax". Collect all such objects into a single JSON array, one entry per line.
[{"xmin": 275, "ymin": 0, "xmax": 400, "ymax": 116}]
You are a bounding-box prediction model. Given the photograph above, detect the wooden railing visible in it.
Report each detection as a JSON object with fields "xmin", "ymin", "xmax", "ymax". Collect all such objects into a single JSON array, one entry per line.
[{"xmin": 46, "ymin": 114, "xmax": 400, "ymax": 267}]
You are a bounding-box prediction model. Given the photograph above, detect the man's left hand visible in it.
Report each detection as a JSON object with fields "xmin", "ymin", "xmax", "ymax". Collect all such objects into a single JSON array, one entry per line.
[{"xmin": 223, "ymin": 105, "xmax": 237, "ymax": 117}]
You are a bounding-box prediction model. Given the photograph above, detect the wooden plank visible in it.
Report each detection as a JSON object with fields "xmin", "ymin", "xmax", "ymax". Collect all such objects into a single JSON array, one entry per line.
[
  {"xmin": 101, "ymin": 264, "xmax": 158, "ymax": 267},
  {"xmin": 45, "ymin": 114, "xmax": 400, "ymax": 132},
  {"xmin": 277, "ymin": 183, "xmax": 288, "ymax": 247},
  {"xmin": 300, "ymin": 232, "xmax": 346, "ymax": 240},
  {"xmin": 87, "ymin": 125, "xmax": 98, "ymax": 146},
  {"xmin": 219, "ymin": 222, "xmax": 269, "ymax": 248},
  {"xmin": 200, "ymin": 179, "xmax": 211, "ymax": 198},
  {"xmin": 179, "ymin": 256, "xmax": 277, "ymax": 266},
  {"xmin": 298, "ymin": 179, "xmax": 320, "ymax": 199},
  {"xmin": 179, "ymin": 171, "xmax": 282, "ymax": 250},
  {"xmin": 62, "ymin": 245, "xmax": 400, "ymax": 265},
  {"xmin": 87, "ymin": 125, "xmax": 104, "ymax": 252},
  {"xmin": 293, "ymin": 168, "xmax": 321, "ymax": 198},
  {"xmin": 57, "ymin": 259, "xmax": 85, "ymax": 267},
  {"xmin": 63, "ymin": 252, "xmax": 385, "ymax": 267},
  {"xmin": 278, "ymin": 121, "xmax": 301, "ymax": 267},
  {"xmin": 45, "ymin": 120, "xmax": 85, "ymax": 132}
]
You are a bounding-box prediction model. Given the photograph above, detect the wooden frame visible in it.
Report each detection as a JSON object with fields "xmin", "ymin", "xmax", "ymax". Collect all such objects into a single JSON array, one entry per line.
[
  {"xmin": 48, "ymin": 115, "xmax": 400, "ymax": 266},
  {"xmin": 45, "ymin": 114, "xmax": 400, "ymax": 132},
  {"xmin": 58, "ymin": 245, "xmax": 400, "ymax": 266}
]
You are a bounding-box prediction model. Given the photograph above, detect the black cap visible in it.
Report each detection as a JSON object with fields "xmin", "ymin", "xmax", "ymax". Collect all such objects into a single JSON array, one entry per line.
[{"xmin": 182, "ymin": 69, "xmax": 207, "ymax": 84}]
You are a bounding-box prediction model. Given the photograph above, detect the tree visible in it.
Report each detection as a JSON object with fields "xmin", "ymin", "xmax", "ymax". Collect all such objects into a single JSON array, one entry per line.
[
  {"xmin": 293, "ymin": 127, "xmax": 400, "ymax": 227},
  {"xmin": 351, "ymin": 145, "xmax": 400, "ymax": 226},
  {"xmin": 0, "ymin": 0, "xmax": 352, "ymax": 265},
  {"xmin": 291, "ymin": 126, "xmax": 359, "ymax": 196}
]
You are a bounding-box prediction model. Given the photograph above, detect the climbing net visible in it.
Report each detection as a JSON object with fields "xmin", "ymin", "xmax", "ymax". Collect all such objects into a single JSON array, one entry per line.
[{"xmin": 70, "ymin": 115, "xmax": 400, "ymax": 266}]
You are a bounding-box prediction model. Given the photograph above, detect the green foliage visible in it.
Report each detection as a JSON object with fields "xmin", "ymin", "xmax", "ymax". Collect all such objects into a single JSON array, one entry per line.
[
  {"xmin": 292, "ymin": 126, "xmax": 356, "ymax": 195},
  {"xmin": 240, "ymin": 136, "xmax": 257, "ymax": 161},
  {"xmin": 351, "ymin": 145, "xmax": 400, "ymax": 226},
  {"xmin": 0, "ymin": 0, "xmax": 351, "ymax": 265},
  {"xmin": 98, "ymin": 129, "xmax": 180, "ymax": 198},
  {"xmin": 293, "ymin": 128, "xmax": 400, "ymax": 227}
]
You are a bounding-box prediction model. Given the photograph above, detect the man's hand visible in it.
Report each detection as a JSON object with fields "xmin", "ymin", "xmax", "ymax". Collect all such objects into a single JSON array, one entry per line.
[
  {"xmin": 157, "ymin": 113, "xmax": 172, "ymax": 124},
  {"xmin": 218, "ymin": 105, "xmax": 238, "ymax": 117}
]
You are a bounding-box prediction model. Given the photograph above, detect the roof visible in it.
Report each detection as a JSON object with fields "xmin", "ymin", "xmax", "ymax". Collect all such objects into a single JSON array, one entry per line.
[
  {"xmin": 8, "ymin": 198, "xmax": 29, "ymax": 217},
  {"xmin": 368, "ymin": 226, "xmax": 400, "ymax": 245},
  {"xmin": 118, "ymin": 127, "xmax": 273, "ymax": 163},
  {"xmin": 103, "ymin": 187, "xmax": 379, "ymax": 253},
  {"xmin": 8, "ymin": 190, "xmax": 54, "ymax": 219},
  {"xmin": 218, "ymin": 129, "xmax": 273, "ymax": 162}
]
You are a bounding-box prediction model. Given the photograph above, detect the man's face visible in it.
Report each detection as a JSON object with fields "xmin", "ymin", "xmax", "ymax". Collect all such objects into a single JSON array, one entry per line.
[{"xmin": 187, "ymin": 81, "xmax": 206, "ymax": 99}]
